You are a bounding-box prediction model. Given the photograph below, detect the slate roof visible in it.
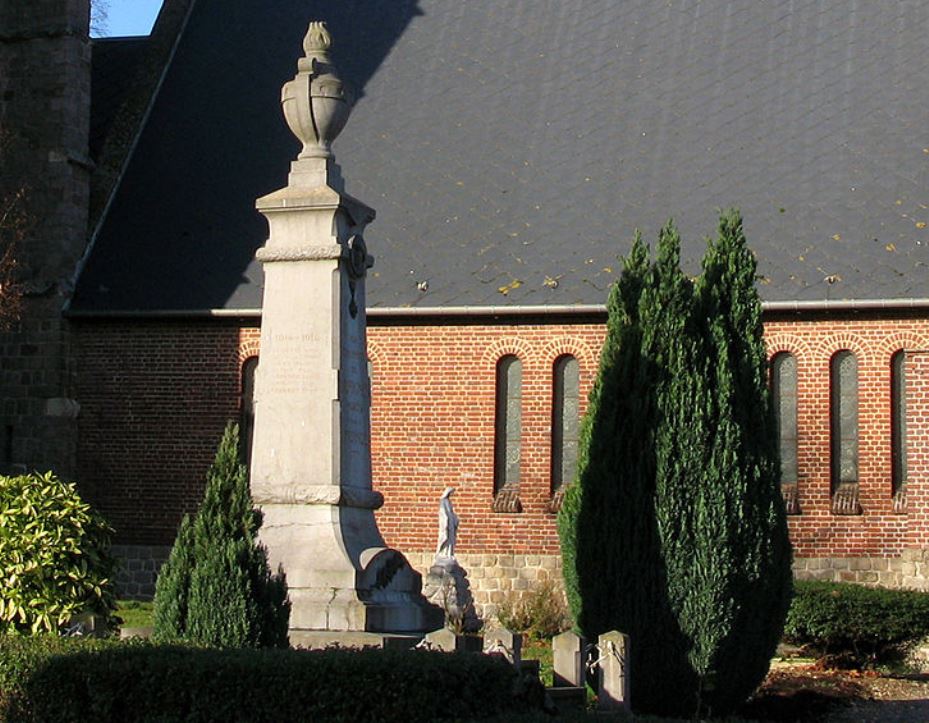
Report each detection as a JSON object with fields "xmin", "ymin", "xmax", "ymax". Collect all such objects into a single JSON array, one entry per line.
[
  {"xmin": 89, "ymin": 38, "xmax": 150, "ymax": 162},
  {"xmin": 71, "ymin": 0, "xmax": 929, "ymax": 313}
]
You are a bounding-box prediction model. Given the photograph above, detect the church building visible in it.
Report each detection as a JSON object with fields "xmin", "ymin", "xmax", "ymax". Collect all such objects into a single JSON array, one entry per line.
[{"xmin": 3, "ymin": 0, "xmax": 929, "ymax": 611}]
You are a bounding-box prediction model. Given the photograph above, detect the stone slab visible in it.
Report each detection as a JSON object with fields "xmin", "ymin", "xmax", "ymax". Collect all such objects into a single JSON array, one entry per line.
[{"xmin": 289, "ymin": 630, "xmax": 423, "ymax": 650}]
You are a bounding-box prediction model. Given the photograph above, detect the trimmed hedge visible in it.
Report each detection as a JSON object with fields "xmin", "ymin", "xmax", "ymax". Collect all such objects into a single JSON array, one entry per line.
[
  {"xmin": 784, "ymin": 580, "xmax": 929, "ymax": 665},
  {"xmin": 0, "ymin": 636, "xmax": 541, "ymax": 722}
]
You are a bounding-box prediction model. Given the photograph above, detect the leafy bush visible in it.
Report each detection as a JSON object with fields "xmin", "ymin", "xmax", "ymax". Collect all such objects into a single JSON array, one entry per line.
[
  {"xmin": 559, "ymin": 212, "xmax": 792, "ymax": 718},
  {"xmin": 785, "ymin": 580, "xmax": 929, "ymax": 666},
  {"xmin": 153, "ymin": 423, "xmax": 289, "ymax": 647},
  {"xmin": 0, "ymin": 636, "xmax": 539, "ymax": 722},
  {"xmin": 495, "ymin": 580, "xmax": 570, "ymax": 640},
  {"xmin": 0, "ymin": 471, "xmax": 117, "ymax": 634}
]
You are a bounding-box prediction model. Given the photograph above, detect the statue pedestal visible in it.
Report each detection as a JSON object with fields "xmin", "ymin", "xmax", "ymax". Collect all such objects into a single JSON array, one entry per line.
[{"xmin": 422, "ymin": 558, "xmax": 482, "ymax": 633}]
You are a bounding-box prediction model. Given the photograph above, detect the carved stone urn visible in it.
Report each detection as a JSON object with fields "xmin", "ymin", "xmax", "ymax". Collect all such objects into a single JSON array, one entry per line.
[{"xmin": 281, "ymin": 21, "xmax": 353, "ymax": 159}]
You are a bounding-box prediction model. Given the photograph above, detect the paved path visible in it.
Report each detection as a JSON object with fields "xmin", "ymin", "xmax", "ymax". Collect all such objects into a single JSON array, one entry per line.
[{"xmin": 824, "ymin": 698, "xmax": 929, "ymax": 722}]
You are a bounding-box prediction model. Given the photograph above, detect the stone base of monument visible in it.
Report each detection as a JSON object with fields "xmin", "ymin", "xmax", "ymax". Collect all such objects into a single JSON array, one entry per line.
[
  {"xmin": 261, "ymin": 505, "xmax": 443, "ymax": 637},
  {"xmin": 422, "ymin": 557, "xmax": 482, "ymax": 633},
  {"xmin": 289, "ymin": 630, "xmax": 425, "ymax": 650}
]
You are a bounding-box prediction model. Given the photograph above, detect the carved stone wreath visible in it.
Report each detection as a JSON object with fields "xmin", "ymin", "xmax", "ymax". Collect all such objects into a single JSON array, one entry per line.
[{"xmin": 344, "ymin": 234, "xmax": 370, "ymax": 318}]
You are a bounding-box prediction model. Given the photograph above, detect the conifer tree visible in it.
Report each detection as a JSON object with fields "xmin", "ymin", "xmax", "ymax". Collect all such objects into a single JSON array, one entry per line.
[
  {"xmin": 690, "ymin": 209, "xmax": 792, "ymax": 713},
  {"xmin": 153, "ymin": 423, "xmax": 290, "ymax": 648},
  {"xmin": 558, "ymin": 213, "xmax": 791, "ymax": 717},
  {"xmin": 558, "ymin": 231, "xmax": 650, "ymax": 634}
]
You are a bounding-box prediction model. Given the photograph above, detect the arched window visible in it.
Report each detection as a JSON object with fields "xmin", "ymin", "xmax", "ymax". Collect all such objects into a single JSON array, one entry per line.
[
  {"xmin": 830, "ymin": 351, "xmax": 860, "ymax": 514},
  {"xmin": 771, "ymin": 353, "xmax": 799, "ymax": 514},
  {"xmin": 240, "ymin": 357, "xmax": 258, "ymax": 468},
  {"xmin": 891, "ymin": 351, "xmax": 907, "ymax": 511},
  {"xmin": 551, "ymin": 355, "xmax": 580, "ymax": 497},
  {"xmin": 493, "ymin": 355, "xmax": 522, "ymax": 512}
]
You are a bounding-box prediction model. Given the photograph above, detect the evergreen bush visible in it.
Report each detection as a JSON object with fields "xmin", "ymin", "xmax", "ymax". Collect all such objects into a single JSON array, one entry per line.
[
  {"xmin": 558, "ymin": 211, "xmax": 792, "ymax": 717},
  {"xmin": 153, "ymin": 422, "xmax": 290, "ymax": 647},
  {"xmin": 0, "ymin": 472, "xmax": 117, "ymax": 634},
  {"xmin": 785, "ymin": 580, "xmax": 929, "ymax": 666}
]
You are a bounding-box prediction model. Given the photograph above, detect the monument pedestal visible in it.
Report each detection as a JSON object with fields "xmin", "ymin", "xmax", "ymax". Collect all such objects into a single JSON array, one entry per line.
[{"xmin": 251, "ymin": 23, "xmax": 441, "ymax": 639}]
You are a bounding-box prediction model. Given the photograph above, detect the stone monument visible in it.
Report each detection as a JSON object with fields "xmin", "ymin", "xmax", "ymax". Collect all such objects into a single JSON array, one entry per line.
[
  {"xmin": 250, "ymin": 21, "xmax": 440, "ymax": 645},
  {"xmin": 422, "ymin": 487, "xmax": 481, "ymax": 632}
]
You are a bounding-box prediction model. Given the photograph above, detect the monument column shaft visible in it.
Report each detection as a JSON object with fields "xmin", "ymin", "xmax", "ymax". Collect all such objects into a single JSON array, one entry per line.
[{"xmin": 250, "ymin": 203, "xmax": 375, "ymax": 505}]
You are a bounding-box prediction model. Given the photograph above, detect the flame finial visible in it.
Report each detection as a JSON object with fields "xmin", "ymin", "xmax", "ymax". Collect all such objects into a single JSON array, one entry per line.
[{"xmin": 303, "ymin": 21, "xmax": 332, "ymax": 56}]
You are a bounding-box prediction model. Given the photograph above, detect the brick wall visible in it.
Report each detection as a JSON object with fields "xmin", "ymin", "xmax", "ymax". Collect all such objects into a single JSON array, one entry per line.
[
  {"xmin": 74, "ymin": 312, "xmax": 929, "ymax": 599},
  {"xmin": 74, "ymin": 319, "xmax": 253, "ymax": 544}
]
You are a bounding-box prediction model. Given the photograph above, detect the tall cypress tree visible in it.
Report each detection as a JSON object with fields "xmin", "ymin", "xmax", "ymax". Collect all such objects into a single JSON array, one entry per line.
[
  {"xmin": 558, "ymin": 232, "xmax": 650, "ymax": 634},
  {"xmin": 559, "ymin": 213, "xmax": 792, "ymax": 717},
  {"xmin": 690, "ymin": 209, "xmax": 793, "ymax": 714},
  {"xmin": 153, "ymin": 422, "xmax": 290, "ymax": 648}
]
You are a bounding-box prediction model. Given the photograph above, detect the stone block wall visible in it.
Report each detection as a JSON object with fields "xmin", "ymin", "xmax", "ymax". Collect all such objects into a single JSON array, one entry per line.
[
  {"xmin": 0, "ymin": 0, "xmax": 91, "ymax": 479},
  {"xmin": 404, "ymin": 551, "xmax": 564, "ymax": 620},
  {"xmin": 111, "ymin": 544, "xmax": 171, "ymax": 599},
  {"xmin": 75, "ymin": 312, "xmax": 929, "ymax": 600}
]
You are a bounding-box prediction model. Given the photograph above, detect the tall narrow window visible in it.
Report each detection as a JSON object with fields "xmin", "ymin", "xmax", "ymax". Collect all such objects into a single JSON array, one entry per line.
[
  {"xmin": 771, "ymin": 353, "xmax": 799, "ymax": 514},
  {"xmin": 550, "ymin": 356, "xmax": 580, "ymax": 510},
  {"xmin": 241, "ymin": 357, "xmax": 258, "ymax": 468},
  {"xmin": 493, "ymin": 355, "xmax": 522, "ymax": 512},
  {"xmin": 831, "ymin": 351, "xmax": 860, "ymax": 514},
  {"xmin": 891, "ymin": 351, "xmax": 907, "ymax": 511}
]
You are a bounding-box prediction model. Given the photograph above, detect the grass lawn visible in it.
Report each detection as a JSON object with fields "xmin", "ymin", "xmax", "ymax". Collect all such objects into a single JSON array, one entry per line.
[{"xmin": 116, "ymin": 599, "xmax": 154, "ymax": 628}]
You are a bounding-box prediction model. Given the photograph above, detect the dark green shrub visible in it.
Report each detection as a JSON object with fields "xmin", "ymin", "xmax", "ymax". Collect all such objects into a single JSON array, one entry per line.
[
  {"xmin": 785, "ymin": 580, "xmax": 929, "ymax": 666},
  {"xmin": 558, "ymin": 212, "xmax": 792, "ymax": 718},
  {"xmin": 153, "ymin": 422, "xmax": 289, "ymax": 647},
  {"xmin": 0, "ymin": 636, "xmax": 538, "ymax": 722},
  {"xmin": 0, "ymin": 471, "xmax": 117, "ymax": 634},
  {"xmin": 0, "ymin": 635, "xmax": 128, "ymax": 719}
]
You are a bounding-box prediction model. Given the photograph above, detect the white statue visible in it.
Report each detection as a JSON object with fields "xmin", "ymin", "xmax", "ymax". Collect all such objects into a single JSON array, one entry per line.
[{"xmin": 436, "ymin": 487, "xmax": 459, "ymax": 560}]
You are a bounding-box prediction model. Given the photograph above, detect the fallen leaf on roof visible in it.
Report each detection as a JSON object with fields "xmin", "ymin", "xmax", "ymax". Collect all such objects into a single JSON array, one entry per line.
[
  {"xmin": 602, "ymin": 266, "xmax": 613, "ymax": 273},
  {"xmin": 896, "ymin": 200, "xmax": 903, "ymax": 205},
  {"xmin": 917, "ymin": 222, "xmax": 927, "ymax": 229},
  {"xmin": 824, "ymin": 274, "xmax": 841, "ymax": 284},
  {"xmin": 757, "ymin": 275, "xmax": 771, "ymax": 285},
  {"xmin": 497, "ymin": 279, "xmax": 523, "ymax": 295},
  {"xmin": 543, "ymin": 275, "xmax": 560, "ymax": 289},
  {"xmin": 886, "ymin": 243, "xmax": 897, "ymax": 252},
  {"xmin": 832, "ymin": 234, "xmax": 841, "ymax": 241},
  {"xmin": 798, "ymin": 255, "xmax": 805, "ymax": 261}
]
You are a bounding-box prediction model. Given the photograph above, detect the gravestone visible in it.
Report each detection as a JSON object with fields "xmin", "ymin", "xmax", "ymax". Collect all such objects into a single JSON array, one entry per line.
[
  {"xmin": 552, "ymin": 630, "xmax": 585, "ymax": 687},
  {"xmin": 251, "ymin": 21, "xmax": 440, "ymax": 644},
  {"xmin": 483, "ymin": 626, "xmax": 523, "ymax": 666},
  {"xmin": 596, "ymin": 630, "xmax": 631, "ymax": 712},
  {"xmin": 422, "ymin": 627, "xmax": 483, "ymax": 653}
]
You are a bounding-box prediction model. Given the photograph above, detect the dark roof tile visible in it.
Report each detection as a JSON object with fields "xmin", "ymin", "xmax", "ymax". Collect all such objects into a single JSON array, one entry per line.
[{"xmin": 73, "ymin": 0, "xmax": 929, "ymax": 312}]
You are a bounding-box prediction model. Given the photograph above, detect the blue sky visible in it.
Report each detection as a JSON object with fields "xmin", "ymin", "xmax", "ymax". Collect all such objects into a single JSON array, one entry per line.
[{"xmin": 92, "ymin": 0, "xmax": 164, "ymax": 38}]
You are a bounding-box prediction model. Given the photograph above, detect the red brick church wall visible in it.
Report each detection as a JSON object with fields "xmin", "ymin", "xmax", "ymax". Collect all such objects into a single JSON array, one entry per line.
[{"xmin": 73, "ymin": 312, "xmax": 929, "ymax": 599}]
